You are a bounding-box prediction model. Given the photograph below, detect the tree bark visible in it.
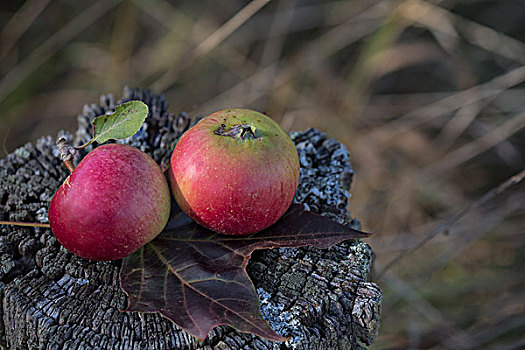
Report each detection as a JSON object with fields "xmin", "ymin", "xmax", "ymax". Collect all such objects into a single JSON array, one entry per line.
[{"xmin": 0, "ymin": 88, "xmax": 381, "ymax": 350}]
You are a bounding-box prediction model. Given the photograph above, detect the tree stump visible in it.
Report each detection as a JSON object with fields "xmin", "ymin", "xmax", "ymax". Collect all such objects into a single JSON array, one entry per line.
[{"xmin": 0, "ymin": 88, "xmax": 381, "ymax": 350}]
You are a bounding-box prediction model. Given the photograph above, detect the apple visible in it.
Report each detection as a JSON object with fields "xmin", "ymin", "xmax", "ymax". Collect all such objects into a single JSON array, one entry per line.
[
  {"xmin": 169, "ymin": 109, "xmax": 300, "ymax": 235},
  {"xmin": 49, "ymin": 144, "xmax": 171, "ymax": 260}
]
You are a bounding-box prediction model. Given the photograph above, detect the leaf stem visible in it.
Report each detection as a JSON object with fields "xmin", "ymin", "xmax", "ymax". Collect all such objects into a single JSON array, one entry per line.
[
  {"xmin": 74, "ymin": 138, "xmax": 94, "ymax": 150},
  {"xmin": 0, "ymin": 221, "xmax": 51, "ymax": 228}
]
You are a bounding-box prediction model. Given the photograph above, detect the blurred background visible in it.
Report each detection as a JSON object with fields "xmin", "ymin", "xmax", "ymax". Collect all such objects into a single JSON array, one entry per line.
[{"xmin": 1, "ymin": 0, "xmax": 524, "ymax": 348}]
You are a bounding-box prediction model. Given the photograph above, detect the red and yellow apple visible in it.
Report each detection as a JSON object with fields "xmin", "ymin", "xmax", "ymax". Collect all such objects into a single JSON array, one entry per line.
[
  {"xmin": 49, "ymin": 144, "xmax": 171, "ymax": 260},
  {"xmin": 169, "ymin": 109, "xmax": 300, "ymax": 235}
]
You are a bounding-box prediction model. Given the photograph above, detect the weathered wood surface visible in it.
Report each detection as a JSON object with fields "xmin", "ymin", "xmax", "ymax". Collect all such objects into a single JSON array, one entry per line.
[{"xmin": 0, "ymin": 88, "xmax": 381, "ymax": 349}]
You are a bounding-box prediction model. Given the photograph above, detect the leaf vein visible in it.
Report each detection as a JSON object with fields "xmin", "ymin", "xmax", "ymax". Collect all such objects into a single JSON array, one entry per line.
[{"xmin": 149, "ymin": 244, "xmax": 270, "ymax": 335}]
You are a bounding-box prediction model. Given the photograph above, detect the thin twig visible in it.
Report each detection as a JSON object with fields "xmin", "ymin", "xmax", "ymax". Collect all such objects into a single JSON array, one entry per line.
[
  {"xmin": 403, "ymin": 0, "xmax": 525, "ymax": 65},
  {"xmin": 197, "ymin": 3, "xmax": 387, "ymax": 113},
  {"xmin": 420, "ymin": 110, "xmax": 525, "ymax": 179},
  {"xmin": 433, "ymin": 99, "xmax": 486, "ymax": 151},
  {"xmin": 246, "ymin": 0, "xmax": 296, "ymax": 108},
  {"xmin": 0, "ymin": 0, "xmax": 51, "ymax": 63},
  {"xmin": 418, "ymin": 193, "xmax": 523, "ymax": 280},
  {"xmin": 132, "ymin": 0, "xmax": 258, "ymax": 82},
  {"xmin": 369, "ymin": 65, "xmax": 525, "ymax": 142},
  {"xmin": 446, "ymin": 312, "xmax": 525, "ymax": 349},
  {"xmin": 0, "ymin": 0, "xmax": 122, "ymax": 104},
  {"xmin": 377, "ymin": 169, "xmax": 525, "ymax": 278},
  {"xmin": 382, "ymin": 270, "xmax": 476, "ymax": 349},
  {"xmin": 2, "ymin": 126, "xmax": 10, "ymax": 156},
  {"xmin": 0, "ymin": 221, "xmax": 50, "ymax": 228},
  {"xmin": 151, "ymin": 0, "xmax": 272, "ymax": 92}
]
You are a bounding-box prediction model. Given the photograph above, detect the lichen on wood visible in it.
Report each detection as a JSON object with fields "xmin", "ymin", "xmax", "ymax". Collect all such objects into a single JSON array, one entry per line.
[{"xmin": 0, "ymin": 87, "xmax": 381, "ymax": 349}]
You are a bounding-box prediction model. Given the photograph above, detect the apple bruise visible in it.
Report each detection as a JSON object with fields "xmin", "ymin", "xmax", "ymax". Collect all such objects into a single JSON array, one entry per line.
[{"xmin": 169, "ymin": 109, "xmax": 300, "ymax": 235}]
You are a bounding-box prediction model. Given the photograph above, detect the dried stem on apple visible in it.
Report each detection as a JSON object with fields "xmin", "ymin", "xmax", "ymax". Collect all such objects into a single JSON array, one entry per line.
[
  {"xmin": 214, "ymin": 124, "xmax": 258, "ymax": 140},
  {"xmin": 56, "ymin": 137, "xmax": 78, "ymax": 173}
]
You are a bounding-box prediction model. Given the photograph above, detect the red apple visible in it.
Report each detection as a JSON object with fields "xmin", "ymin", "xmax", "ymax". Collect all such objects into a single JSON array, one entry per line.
[
  {"xmin": 169, "ymin": 109, "xmax": 300, "ymax": 235},
  {"xmin": 49, "ymin": 144, "xmax": 171, "ymax": 260}
]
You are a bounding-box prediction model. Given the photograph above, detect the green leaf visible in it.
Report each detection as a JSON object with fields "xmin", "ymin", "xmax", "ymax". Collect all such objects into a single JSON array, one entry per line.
[{"xmin": 92, "ymin": 101, "xmax": 148, "ymax": 143}]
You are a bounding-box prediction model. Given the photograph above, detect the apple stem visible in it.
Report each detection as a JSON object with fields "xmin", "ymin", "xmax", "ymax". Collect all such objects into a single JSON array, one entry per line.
[
  {"xmin": 56, "ymin": 137, "xmax": 78, "ymax": 173},
  {"xmin": 0, "ymin": 221, "xmax": 51, "ymax": 228},
  {"xmin": 240, "ymin": 126, "xmax": 256, "ymax": 140},
  {"xmin": 214, "ymin": 124, "xmax": 258, "ymax": 140}
]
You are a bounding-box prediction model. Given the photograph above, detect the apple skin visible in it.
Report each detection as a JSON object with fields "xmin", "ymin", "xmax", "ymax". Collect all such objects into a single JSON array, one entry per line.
[
  {"xmin": 169, "ymin": 109, "xmax": 300, "ymax": 235},
  {"xmin": 49, "ymin": 144, "xmax": 171, "ymax": 261}
]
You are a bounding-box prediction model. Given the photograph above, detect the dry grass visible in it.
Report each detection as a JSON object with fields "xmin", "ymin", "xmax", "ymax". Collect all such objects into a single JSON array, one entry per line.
[{"xmin": 1, "ymin": 0, "xmax": 524, "ymax": 348}]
